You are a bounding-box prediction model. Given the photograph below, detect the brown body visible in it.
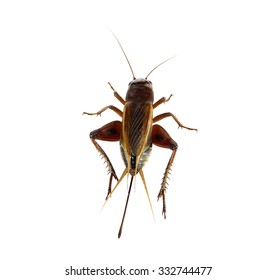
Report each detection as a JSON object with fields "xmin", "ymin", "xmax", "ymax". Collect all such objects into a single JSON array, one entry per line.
[
  {"xmin": 121, "ymin": 79, "xmax": 153, "ymax": 176},
  {"xmin": 83, "ymin": 38, "xmax": 197, "ymax": 238}
]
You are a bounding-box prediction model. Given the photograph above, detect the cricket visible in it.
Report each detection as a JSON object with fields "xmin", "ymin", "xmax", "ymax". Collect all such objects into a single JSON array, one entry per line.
[{"xmin": 83, "ymin": 33, "xmax": 197, "ymax": 238}]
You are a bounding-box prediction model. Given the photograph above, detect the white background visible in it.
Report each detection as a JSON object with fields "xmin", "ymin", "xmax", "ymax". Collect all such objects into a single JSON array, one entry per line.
[{"xmin": 1, "ymin": 0, "xmax": 276, "ymax": 279}]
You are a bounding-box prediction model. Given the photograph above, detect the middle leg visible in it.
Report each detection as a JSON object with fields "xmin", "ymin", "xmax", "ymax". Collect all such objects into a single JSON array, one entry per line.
[
  {"xmin": 83, "ymin": 105, "xmax": 123, "ymax": 118},
  {"xmin": 153, "ymin": 112, "xmax": 197, "ymax": 131}
]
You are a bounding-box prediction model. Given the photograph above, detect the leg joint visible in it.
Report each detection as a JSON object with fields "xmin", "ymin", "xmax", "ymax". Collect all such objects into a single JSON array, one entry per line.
[
  {"xmin": 170, "ymin": 142, "xmax": 178, "ymax": 150},
  {"xmin": 89, "ymin": 130, "xmax": 98, "ymax": 139}
]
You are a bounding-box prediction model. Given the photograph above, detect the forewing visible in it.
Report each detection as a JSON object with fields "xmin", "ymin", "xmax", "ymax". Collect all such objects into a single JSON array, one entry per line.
[{"xmin": 122, "ymin": 103, "xmax": 153, "ymax": 158}]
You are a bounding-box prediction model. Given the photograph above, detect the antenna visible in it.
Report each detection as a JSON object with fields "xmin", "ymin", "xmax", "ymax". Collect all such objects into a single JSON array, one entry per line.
[
  {"xmin": 145, "ymin": 56, "xmax": 176, "ymax": 79},
  {"xmin": 110, "ymin": 31, "xmax": 136, "ymax": 80}
]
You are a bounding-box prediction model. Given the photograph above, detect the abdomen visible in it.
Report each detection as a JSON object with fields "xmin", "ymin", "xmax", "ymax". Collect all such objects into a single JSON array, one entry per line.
[{"xmin": 120, "ymin": 102, "xmax": 153, "ymax": 174}]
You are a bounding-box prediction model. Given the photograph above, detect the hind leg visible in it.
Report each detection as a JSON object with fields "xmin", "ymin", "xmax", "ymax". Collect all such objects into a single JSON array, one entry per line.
[
  {"xmin": 89, "ymin": 121, "xmax": 122, "ymax": 198},
  {"xmin": 152, "ymin": 124, "xmax": 178, "ymax": 218}
]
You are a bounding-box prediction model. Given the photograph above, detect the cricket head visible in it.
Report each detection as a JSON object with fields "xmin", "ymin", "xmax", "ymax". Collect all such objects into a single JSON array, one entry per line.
[
  {"xmin": 110, "ymin": 32, "xmax": 174, "ymax": 104},
  {"xmin": 126, "ymin": 78, "xmax": 154, "ymax": 103}
]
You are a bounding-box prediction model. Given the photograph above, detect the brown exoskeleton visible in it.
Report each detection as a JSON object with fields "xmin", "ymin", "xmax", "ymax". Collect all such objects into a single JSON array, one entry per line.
[{"xmin": 83, "ymin": 34, "xmax": 197, "ymax": 238}]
